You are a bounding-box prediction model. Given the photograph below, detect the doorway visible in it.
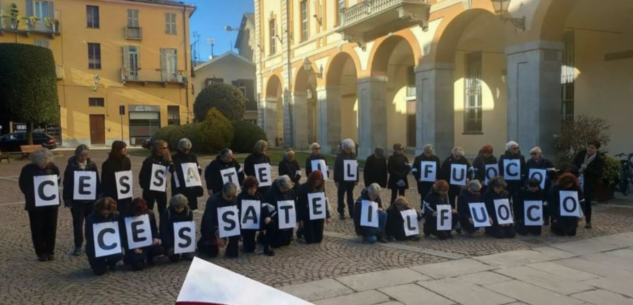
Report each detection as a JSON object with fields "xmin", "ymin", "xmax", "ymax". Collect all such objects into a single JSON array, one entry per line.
[{"xmin": 89, "ymin": 115, "xmax": 105, "ymax": 145}]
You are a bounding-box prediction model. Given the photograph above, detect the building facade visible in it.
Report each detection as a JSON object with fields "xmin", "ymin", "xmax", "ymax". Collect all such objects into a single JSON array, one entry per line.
[
  {"xmin": 0, "ymin": 0, "xmax": 195, "ymax": 147},
  {"xmin": 254, "ymin": 0, "xmax": 633, "ymax": 159}
]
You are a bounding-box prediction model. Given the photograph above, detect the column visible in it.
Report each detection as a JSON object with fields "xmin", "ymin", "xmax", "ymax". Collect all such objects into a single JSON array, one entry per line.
[
  {"xmin": 316, "ymin": 86, "xmax": 342, "ymax": 155},
  {"xmin": 291, "ymin": 92, "xmax": 309, "ymax": 150},
  {"xmin": 263, "ymin": 97, "xmax": 278, "ymax": 143},
  {"xmin": 506, "ymin": 41, "xmax": 563, "ymax": 154},
  {"xmin": 283, "ymin": 89, "xmax": 293, "ymax": 148},
  {"xmin": 357, "ymin": 77, "xmax": 388, "ymax": 159},
  {"xmin": 416, "ymin": 63, "xmax": 455, "ymax": 158}
]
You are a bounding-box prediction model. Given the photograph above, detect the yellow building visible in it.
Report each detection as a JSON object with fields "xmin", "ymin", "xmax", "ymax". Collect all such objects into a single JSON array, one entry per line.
[
  {"xmin": 0, "ymin": 0, "xmax": 195, "ymax": 147},
  {"xmin": 255, "ymin": 0, "xmax": 633, "ymax": 159}
]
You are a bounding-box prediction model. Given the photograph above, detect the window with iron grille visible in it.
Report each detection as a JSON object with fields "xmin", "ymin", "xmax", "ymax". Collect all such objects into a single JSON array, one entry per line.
[
  {"xmin": 88, "ymin": 43, "xmax": 101, "ymax": 69},
  {"xmin": 165, "ymin": 13, "xmax": 177, "ymax": 35},
  {"xmin": 168, "ymin": 106, "xmax": 181, "ymax": 126},
  {"xmin": 128, "ymin": 9, "xmax": 139, "ymax": 27},
  {"xmin": 407, "ymin": 66, "xmax": 416, "ymax": 98},
  {"xmin": 86, "ymin": 5, "xmax": 100, "ymax": 28},
  {"xmin": 464, "ymin": 51, "xmax": 482, "ymax": 134},
  {"xmin": 269, "ymin": 19, "xmax": 276, "ymax": 55},
  {"xmin": 89, "ymin": 98, "xmax": 104, "ymax": 107},
  {"xmin": 300, "ymin": 1, "xmax": 309, "ymax": 41},
  {"xmin": 561, "ymin": 31, "xmax": 575, "ymax": 122}
]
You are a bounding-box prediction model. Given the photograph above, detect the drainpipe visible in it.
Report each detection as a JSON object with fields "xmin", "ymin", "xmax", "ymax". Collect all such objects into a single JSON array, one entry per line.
[{"xmin": 183, "ymin": 6, "xmax": 190, "ymax": 124}]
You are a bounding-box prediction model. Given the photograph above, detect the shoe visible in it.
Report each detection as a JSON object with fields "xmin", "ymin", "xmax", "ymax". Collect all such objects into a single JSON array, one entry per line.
[
  {"xmin": 456, "ymin": 228, "xmax": 462, "ymax": 234},
  {"xmin": 72, "ymin": 247, "xmax": 82, "ymax": 256},
  {"xmin": 38, "ymin": 255, "xmax": 48, "ymax": 262},
  {"xmin": 409, "ymin": 236, "xmax": 421, "ymax": 241},
  {"xmin": 378, "ymin": 235, "xmax": 389, "ymax": 243},
  {"xmin": 264, "ymin": 246, "xmax": 275, "ymax": 257},
  {"xmin": 47, "ymin": 254, "xmax": 55, "ymax": 261},
  {"xmin": 339, "ymin": 215, "xmax": 346, "ymax": 220},
  {"xmin": 585, "ymin": 222, "xmax": 592, "ymax": 229},
  {"xmin": 387, "ymin": 236, "xmax": 395, "ymax": 242}
]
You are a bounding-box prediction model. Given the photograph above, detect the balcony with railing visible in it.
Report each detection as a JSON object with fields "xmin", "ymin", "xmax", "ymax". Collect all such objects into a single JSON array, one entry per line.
[
  {"xmin": 336, "ymin": 0, "xmax": 430, "ymax": 50},
  {"xmin": 121, "ymin": 68, "xmax": 188, "ymax": 87},
  {"xmin": 0, "ymin": 17, "xmax": 60, "ymax": 37},
  {"xmin": 124, "ymin": 26, "xmax": 143, "ymax": 40}
]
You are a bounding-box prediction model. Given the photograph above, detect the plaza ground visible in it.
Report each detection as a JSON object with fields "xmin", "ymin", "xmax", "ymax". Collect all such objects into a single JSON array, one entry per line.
[{"xmin": 1, "ymin": 151, "xmax": 633, "ymax": 304}]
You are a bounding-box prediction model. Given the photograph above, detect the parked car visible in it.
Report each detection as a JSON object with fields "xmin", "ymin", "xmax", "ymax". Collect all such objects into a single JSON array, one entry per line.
[
  {"xmin": 142, "ymin": 137, "xmax": 155, "ymax": 150},
  {"xmin": 0, "ymin": 132, "xmax": 57, "ymax": 152}
]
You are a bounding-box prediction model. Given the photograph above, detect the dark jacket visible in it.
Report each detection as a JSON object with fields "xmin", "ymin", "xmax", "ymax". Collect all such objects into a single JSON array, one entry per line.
[
  {"xmin": 526, "ymin": 157, "xmax": 556, "ymax": 192},
  {"xmin": 334, "ymin": 151, "xmax": 359, "ymax": 183},
  {"xmin": 423, "ymin": 191, "xmax": 453, "ymax": 219},
  {"xmin": 160, "ymin": 205, "xmax": 194, "ymax": 249},
  {"xmin": 85, "ymin": 211, "xmax": 122, "ymax": 259},
  {"xmin": 386, "ymin": 205, "xmax": 421, "ymax": 241},
  {"xmin": 387, "ymin": 154, "xmax": 411, "ymax": 189},
  {"xmin": 279, "ymin": 158, "xmax": 302, "ymax": 185},
  {"xmin": 201, "ymin": 193, "xmax": 237, "ymax": 241},
  {"xmin": 353, "ymin": 189, "xmax": 383, "ymax": 236},
  {"xmin": 19, "ymin": 163, "xmax": 61, "ymax": 211},
  {"xmin": 305, "ymin": 154, "xmax": 329, "ymax": 178},
  {"xmin": 363, "ymin": 155, "xmax": 387, "ymax": 187},
  {"xmin": 205, "ymin": 156, "xmax": 244, "ymax": 194},
  {"xmin": 101, "ymin": 155, "xmax": 132, "ymax": 200},
  {"xmin": 120, "ymin": 210, "xmax": 159, "ymax": 250},
  {"xmin": 264, "ymin": 180, "xmax": 297, "ymax": 222},
  {"xmin": 457, "ymin": 188, "xmax": 482, "ymax": 220},
  {"xmin": 412, "ymin": 154, "xmax": 441, "ymax": 194},
  {"xmin": 483, "ymin": 188, "xmax": 512, "ymax": 226},
  {"xmin": 237, "ymin": 191, "xmax": 268, "ymax": 231},
  {"xmin": 498, "ymin": 151, "xmax": 527, "ymax": 193},
  {"xmin": 296, "ymin": 183, "xmax": 330, "ymax": 222},
  {"xmin": 548, "ymin": 185, "xmax": 584, "ymax": 230},
  {"xmin": 472, "ymin": 155, "xmax": 498, "ymax": 183},
  {"xmin": 572, "ymin": 150, "xmax": 604, "ymax": 196},
  {"xmin": 513, "ymin": 187, "xmax": 546, "ymax": 222},
  {"xmin": 139, "ymin": 155, "xmax": 172, "ymax": 191},
  {"xmin": 440, "ymin": 156, "xmax": 471, "ymax": 187},
  {"xmin": 63, "ymin": 157, "xmax": 101, "ymax": 207},
  {"xmin": 171, "ymin": 151, "xmax": 203, "ymax": 201},
  {"xmin": 244, "ymin": 153, "xmax": 272, "ymax": 194}
]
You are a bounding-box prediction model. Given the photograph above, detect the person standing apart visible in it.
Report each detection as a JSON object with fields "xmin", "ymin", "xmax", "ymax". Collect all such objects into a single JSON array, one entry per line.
[
  {"xmin": 572, "ymin": 140, "xmax": 604, "ymax": 229},
  {"xmin": 387, "ymin": 143, "xmax": 411, "ymax": 204}
]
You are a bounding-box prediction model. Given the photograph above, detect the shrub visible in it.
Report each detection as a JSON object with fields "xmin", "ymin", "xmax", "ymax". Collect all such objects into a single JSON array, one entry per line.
[
  {"xmin": 153, "ymin": 125, "xmax": 179, "ymax": 149},
  {"xmin": 231, "ymin": 120, "xmax": 268, "ymax": 153},
  {"xmin": 602, "ymin": 156, "xmax": 622, "ymax": 187},
  {"xmin": 196, "ymin": 108, "xmax": 234, "ymax": 153},
  {"xmin": 553, "ymin": 115, "xmax": 611, "ymax": 169},
  {"xmin": 193, "ymin": 83, "xmax": 245, "ymax": 122}
]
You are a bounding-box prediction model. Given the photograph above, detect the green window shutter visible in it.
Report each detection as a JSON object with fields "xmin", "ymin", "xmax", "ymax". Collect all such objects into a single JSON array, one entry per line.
[
  {"xmin": 26, "ymin": 0, "xmax": 33, "ymax": 17},
  {"xmin": 122, "ymin": 46, "xmax": 130, "ymax": 73},
  {"xmin": 47, "ymin": 1, "xmax": 54, "ymax": 18}
]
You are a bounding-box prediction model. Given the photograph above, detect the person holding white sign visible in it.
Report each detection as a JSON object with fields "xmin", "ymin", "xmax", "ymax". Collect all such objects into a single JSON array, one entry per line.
[
  {"xmin": 101, "ymin": 141, "xmax": 133, "ymax": 215},
  {"xmin": 139, "ymin": 140, "xmax": 173, "ymax": 218},
  {"xmin": 279, "ymin": 149, "xmax": 302, "ymax": 188},
  {"xmin": 334, "ymin": 139, "xmax": 359, "ymax": 220},
  {"xmin": 498, "ymin": 141, "xmax": 527, "ymax": 199},
  {"xmin": 238, "ymin": 177, "xmax": 275, "ymax": 256},
  {"xmin": 386, "ymin": 197, "xmax": 421, "ymax": 241},
  {"xmin": 472, "ymin": 145, "xmax": 497, "ymax": 193},
  {"xmin": 305, "ymin": 142, "xmax": 329, "ymax": 178},
  {"xmin": 422, "ymin": 181, "xmax": 459, "ymax": 240},
  {"xmin": 352, "ymin": 183, "xmax": 388, "ymax": 243},
  {"xmin": 548, "ymin": 173, "xmax": 585, "ymax": 237},
  {"xmin": 526, "ymin": 146, "xmax": 558, "ymax": 225},
  {"xmin": 412, "ymin": 144, "xmax": 441, "ymax": 208},
  {"xmin": 388, "ymin": 143, "xmax": 412, "ymax": 204},
  {"xmin": 84, "ymin": 198, "xmax": 123, "ymax": 275},
  {"xmin": 62, "ymin": 145, "xmax": 101, "ymax": 256},
  {"xmin": 120, "ymin": 198, "xmax": 162, "ymax": 271},
  {"xmin": 440, "ymin": 147, "xmax": 472, "ymax": 207},
  {"xmin": 264, "ymin": 176, "xmax": 297, "ymax": 248},
  {"xmin": 205, "ymin": 148, "xmax": 244, "ymax": 196},
  {"xmin": 297, "ymin": 171, "xmax": 330, "ymax": 244},
  {"xmin": 171, "ymin": 138, "xmax": 203, "ymax": 211},
  {"xmin": 199, "ymin": 183, "xmax": 240, "ymax": 258},
  {"xmin": 457, "ymin": 180, "xmax": 485, "ymax": 235},
  {"xmin": 483, "ymin": 177, "xmax": 516, "ymax": 239},
  {"xmin": 513, "ymin": 179, "xmax": 546, "ymax": 236},
  {"xmin": 19, "ymin": 148, "xmax": 61, "ymax": 262},
  {"xmin": 160, "ymin": 194, "xmax": 195, "ymax": 262},
  {"xmin": 244, "ymin": 140, "xmax": 273, "ymax": 195}
]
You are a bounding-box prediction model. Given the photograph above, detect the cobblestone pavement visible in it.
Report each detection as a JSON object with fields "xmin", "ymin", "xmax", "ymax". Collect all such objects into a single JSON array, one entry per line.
[{"xmin": 1, "ymin": 151, "xmax": 633, "ymax": 304}]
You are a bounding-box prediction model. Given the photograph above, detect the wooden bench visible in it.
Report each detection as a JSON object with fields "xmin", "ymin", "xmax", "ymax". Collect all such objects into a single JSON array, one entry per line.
[
  {"xmin": 0, "ymin": 150, "xmax": 9, "ymax": 163},
  {"xmin": 20, "ymin": 145, "xmax": 42, "ymax": 160}
]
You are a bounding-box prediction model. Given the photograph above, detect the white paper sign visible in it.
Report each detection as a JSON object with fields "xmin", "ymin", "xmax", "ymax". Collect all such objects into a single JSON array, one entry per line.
[
  {"xmin": 308, "ymin": 192, "xmax": 327, "ymax": 220},
  {"xmin": 277, "ymin": 200, "xmax": 296, "ymax": 230},
  {"xmin": 450, "ymin": 164, "xmax": 468, "ymax": 186},
  {"xmin": 115, "ymin": 170, "xmax": 133, "ymax": 200},
  {"xmin": 93, "ymin": 221, "xmax": 122, "ymax": 258},
  {"xmin": 528, "ymin": 168, "xmax": 547, "ymax": 189},
  {"xmin": 240, "ymin": 200, "xmax": 261, "ymax": 230},
  {"xmin": 360, "ymin": 200, "xmax": 379, "ymax": 228},
  {"xmin": 150, "ymin": 164, "xmax": 168, "ymax": 192},
  {"xmin": 420, "ymin": 161, "xmax": 437, "ymax": 182},
  {"xmin": 343, "ymin": 160, "xmax": 358, "ymax": 181},
  {"xmin": 485, "ymin": 164, "xmax": 499, "ymax": 186},
  {"xmin": 436, "ymin": 205, "xmax": 452, "ymax": 231},
  {"xmin": 524, "ymin": 200, "xmax": 543, "ymax": 226},
  {"xmin": 124, "ymin": 214, "xmax": 152, "ymax": 250},
  {"xmin": 503, "ymin": 159, "xmax": 521, "ymax": 181},
  {"xmin": 560, "ymin": 190, "xmax": 581, "ymax": 217},
  {"xmin": 73, "ymin": 171, "xmax": 97, "ymax": 200},
  {"xmin": 469, "ymin": 202, "xmax": 491, "ymax": 228},
  {"xmin": 182, "ymin": 163, "xmax": 202, "ymax": 188},
  {"xmin": 33, "ymin": 175, "xmax": 59, "ymax": 207},
  {"xmin": 254, "ymin": 163, "xmax": 272, "ymax": 187},
  {"xmin": 174, "ymin": 221, "xmax": 196, "ymax": 254},
  {"xmin": 218, "ymin": 206, "xmax": 241, "ymax": 238},
  {"xmin": 494, "ymin": 199, "xmax": 514, "ymax": 225},
  {"xmin": 401, "ymin": 209, "xmax": 419, "ymax": 236},
  {"xmin": 220, "ymin": 167, "xmax": 240, "ymax": 189},
  {"xmin": 311, "ymin": 159, "xmax": 329, "ymax": 180}
]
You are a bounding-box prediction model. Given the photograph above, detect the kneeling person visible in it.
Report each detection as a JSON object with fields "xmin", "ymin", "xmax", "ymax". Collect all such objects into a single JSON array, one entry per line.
[
  {"xmin": 353, "ymin": 183, "xmax": 388, "ymax": 244},
  {"xmin": 85, "ymin": 197, "xmax": 123, "ymax": 275},
  {"xmin": 484, "ymin": 177, "xmax": 516, "ymax": 239},
  {"xmin": 458, "ymin": 180, "xmax": 484, "ymax": 235},
  {"xmin": 199, "ymin": 183, "xmax": 240, "ymax": 258},
  {"xmin": 386, "ymin": 197, "xmax": 421, "ymax": 241},
  {"xmin": 423, "ymin": 180, "xmax": 459, "ymax": 240},
  {"xmin": 514, "ymin": 179, "xmax": 545, "ymax": 236},
  {"xmin": 160, "ymin": 195, "xmax": 194, "ymax": 262}
]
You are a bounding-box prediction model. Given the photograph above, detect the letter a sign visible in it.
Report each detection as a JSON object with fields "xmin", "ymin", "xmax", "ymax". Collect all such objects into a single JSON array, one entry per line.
[
  {"xmin": 182, "ymin": 163, "xmax": 202, "ymax": 188},
  {"xmin": 360, "ymin": 200, "xmax": 378, "ymax": 228},
  {"xmin": 401, "ymin": 209, "xmax": 419, "ymax": 236},
  {"xmin": 308, "ymin": 192, "xmax": 327, "ymax": 220},
  {"xmin": 34, "ymin": 175, "xmax": 59, "ymax": 207},
  {"xmin": 240, "ymin": 200, "xmax": 261, "ymax": 230}
]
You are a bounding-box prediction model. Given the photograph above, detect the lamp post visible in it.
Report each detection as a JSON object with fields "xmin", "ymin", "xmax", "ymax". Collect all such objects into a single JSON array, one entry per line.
[
  {"xmin": 303, "ymin": 57, "xmax": 322, "ymax": 78},
  {"xmin": 93, "ymin": 74, "xmax": 100, "ymax": 91},
  {"xmin": 491, "ymin": 0, "xmax": 525, "ymax": 30}
]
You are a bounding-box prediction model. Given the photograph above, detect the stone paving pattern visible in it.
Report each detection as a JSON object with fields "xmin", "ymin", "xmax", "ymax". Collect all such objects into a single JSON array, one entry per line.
[{"xmin": 2, "ymin": 151, "xmax": 633, "ymax": 304}]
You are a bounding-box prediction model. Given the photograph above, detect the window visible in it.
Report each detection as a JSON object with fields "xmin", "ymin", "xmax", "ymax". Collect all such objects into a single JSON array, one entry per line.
[
  {"xmin": 464, "ymin": 51, "xmax": 482, "ymax": 134},
  {"xmin": 165, "ymin": 13, "xmax": 177, "ymax": 35},
  {"xmin": 269, "ymin": 19, "xmax": 276, "ymax": 55},
  {"xmin": 300, "ymin": 0, "xmax": 309, "ymax": 41},
  {"xmin": 34, "ymin": 1, "xmax": 49, "ymax": 19},
  {"xmin": 35, "ymin": 39, "xmax": 50, "ymax": 49},
  {"xmin": 86, "ymin": 5, "xmax": 100, "ymax": 28},
  {"xmin": 89, "ymin": 98, "xmax": 105, "ymax": 107},
  {"xmin": 232, "ymin": 80, "xmax": 247, "ymax": 99},
  {"xmin": 336, "ymin": 0, "xmax": 346, "ymax": 26},
  {"xmin": 407, "ymin": 100, "xmax": 416, "ymax": 147},
  {"xmin": 160, "ymin": 48, "xmax": 178, "ymax": 81},
  {"xmin": 561, "ymin": 31, "xmax": 575, "ymax": 121},
  {"xmin": 88, "ymin": 43, "xmax": 101, "ymax": 69},
  {"xmin": 127, "ymin": 9, "xmax": 139, "ymax": 27},
  {"xmin": 168, "ymin": 106, "xmax": 181, "ymax": 126},
  {"xmin": 205, "ymin": 78, "xmax": 224, "ymax": 86},
  {"xmin": 122, "ymin": 46, "xmax": 140, "ymax": 80},
  {"xmin": 407, "ymin": 66, "xmax": 416, "ymax": 98}
]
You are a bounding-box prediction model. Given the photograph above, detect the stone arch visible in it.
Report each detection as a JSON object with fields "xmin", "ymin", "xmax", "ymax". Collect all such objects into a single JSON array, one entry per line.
[
  {"xmin": 368, "ymin": 29, "xmax": 421, "ymax": 76},
  {"xmin": 325, "ymin": 50, "xmax": 361, "ymax": 87}
]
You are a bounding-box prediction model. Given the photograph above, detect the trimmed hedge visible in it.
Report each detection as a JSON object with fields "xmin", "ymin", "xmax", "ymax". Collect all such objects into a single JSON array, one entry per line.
[
  {"xmin": 230, "ymin": 120, "xmax": 268, "ymax": 153},
  {"xmin": 153, "ymin": 108, "xmax": 233, "ymax": 153},
  {"xmin": 193, "ymin": 83, "xmax": 245, "ymax": 122}
]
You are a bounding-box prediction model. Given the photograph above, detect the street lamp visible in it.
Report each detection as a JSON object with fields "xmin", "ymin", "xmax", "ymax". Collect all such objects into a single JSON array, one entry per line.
[
  {"xmin": 491, "ymin": 0, "xmax": 525, "ymax": 31},
  {"xmin": 93, "ymin": 74, "xmax": 100, "ymax": 91},
  {"xmin": 303, "ymin": 58, "xmax": 323, "ymax": 78}
]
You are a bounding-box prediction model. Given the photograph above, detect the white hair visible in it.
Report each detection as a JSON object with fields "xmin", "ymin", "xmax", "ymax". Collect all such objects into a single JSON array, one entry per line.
[
  {"xmin": 222, "ymin": 182, "xmax": 238, "ymax": 196},
  {"xmin": 310, "ymin": 142, "xmax": 321, "ymax": 149},
  {"xmin": 284, "ymin": 149, "xmax": 295, "ymax": 159},
  {"xmin": 505, "ymin": 141, "xmax": 519, "ymax": 152},
  {"xmin": 530, "ymin": 146, "xmax": 542, "ymax": 154},
  {"xmin": 30, "ymin": 148, "xmax": 53, "ymax": 168},
  {"xmin": 367, "ymin": 183, "xmax": 382, "ymax": 197},
  {"xmin": 452, "ymin": 146, "xmax": 465, "ymax": 157},
  {"xmin": 423, "ymin": 144, "xmax": 434, "ymax": 154},
  {"xmin": 178, "ymin": 138, "xmax": 192, "ymax": 150},
  {"xmin": 169, "ymin": 194, "xmax": 189, "ymax": 209},
  {"xmin": 277, "ymin": 175, "xmax": 293, "ymax": 191},
  {"xmin": 341, "ymin": 138, "xmax": 355, "ymax": 151}
]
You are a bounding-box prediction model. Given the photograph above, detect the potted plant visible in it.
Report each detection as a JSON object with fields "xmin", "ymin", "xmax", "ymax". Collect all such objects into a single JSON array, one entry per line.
[
  {"xmin": 596, "ymin": 156, "xmax": 622, "ymax": 202},
  {"xmin": 28, "ymin": 15, "xmax": 40, "ymax": 29},
  {"xmin": 43, "ymin": 17, "xmax": 56, "ymax": 32},
  {"xmin": 9, "ymin": 3, "xmax": 19, "ymax": 29}
]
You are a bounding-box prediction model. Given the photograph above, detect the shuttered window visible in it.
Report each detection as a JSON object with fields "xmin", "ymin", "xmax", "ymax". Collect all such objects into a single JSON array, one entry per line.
[
  {"xmin": 86, "ymin": 5, "xmax": 100, "ymax": 28},
  {"xmin": 88, "ymin": 43, "xmax": 101, "ymax": 69},
  {"xmin": 165, "ymin": 13, "xmax": 177, "ymax": 34}
]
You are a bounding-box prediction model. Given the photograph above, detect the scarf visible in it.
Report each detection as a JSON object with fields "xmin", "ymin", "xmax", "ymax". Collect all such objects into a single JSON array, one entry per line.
[{"xmin": 583, "ymin": 153, "xmax": 597, "ymax": 168}]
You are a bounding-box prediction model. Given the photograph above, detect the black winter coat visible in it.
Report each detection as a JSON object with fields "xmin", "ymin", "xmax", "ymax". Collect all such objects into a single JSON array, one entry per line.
[
  {"xmin": 472, "ymin": 155, "xmax": 498, "ymax": 183},
  {"xmin": 205, "ymin": 156, "xmax": 244, "ymax": 194},
  {"xmin": 85, "ymin": 211, "xmax": 122, "ymax": 259},
  {"xmin": 548, "ymin": 185, "xmax": 584, "ymax": 230},
  {"xmin": 159, "ymin": 206, "xmax": 194, "ymax": 249},
  {"xmin": 353, "ymin": 189, "xmax": 383, "ymax": 236},
  {"xmin": 296, "ymin": 183, "xmax": 330, "ymax": 222},
  {"xmin": 387, "ymin": 154, "xmax": 411, "ymax": 189},
  {"xmin": 498, "ymin": 151, "xmax": 527, "ymax": 193},
  {"xmin": 244, "ymin": 153, "xmax": 272, "ymax": 194},
  {"xmin": 120, "ymin": 210, "xmax": 159, "ymax": 250},
  {"xmin": 19, "ymin": 163, "xmax": 61, "ymax": 211},
  {"xmin": 526, "ymin": 157, "xmax": 556, "ymax": 192},
  {"xmin": 101, "ymin": 155, "xmax": 132, "ymax": 201},
  {"xmin": 171, "ymin": 151, "xmax": 203, "ymax": 207},
  {"xmin": 305, "ymin": 154, "xmax": 329, "ymax": 178},
  {"xmin": 513, "ymin": 187, "xmax": 546, "ymax": 222},
  {"xmin": 63, "ymin": 157, "xmax": 101, "ymax": 207},
  {"xmin": 279, "ymin": 158, "xmax": 301, "ymax": 185},
  {"xmin": 264, "ymin": 181, "xmax": 297, "ymax": 222},
  {"xmin": 412, "ymin": 154, "xmax": 441, "ymax": 194},
  {"xmin": 572, "ymin": 150, "xmax": 604, "ymax": 197},
  {"xmin": 483, "ymin": 188, "xmax": 512, "ymax": 226},
  {"xmin": 440, "ymin": 156, "xmax": 471, "ymax": 187},
  {"xmin": 457, "ymin": 188, "xmax": 482, "ymax": 220},
  {"xmin": 363, "ymin": 155, "xmax": 387, "ymax": 187},
  {"xmin": 201, "ymin": 193, "xmax": 237, "ymax": 241},
  {"xmin": 139, "ymin": 155, "xmax": 172, "ymax": 191},
  {"xmin": 237, "ymin": 191, "xmax": 268, "ymax": 231},
  {"xmin": 334, "ymin": 151, "xmax": 359, "ymax": 183}
]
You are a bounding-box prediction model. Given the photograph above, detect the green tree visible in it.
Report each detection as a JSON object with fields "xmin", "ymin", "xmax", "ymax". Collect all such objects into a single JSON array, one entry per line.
[
  {"xmin": 193, "ymin": 83, "xmax": 245, "ymax": 122},
  {"xmin": 197, "ymin": 108, "xmax": 234, "ymax": 153},
  {"xmin": 231, "ymin": 120, "xmax": 268, "ymax": 153},
  {"xmin": 0, "ymin": 44, "xmax": 59, "ymax": 144}
]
